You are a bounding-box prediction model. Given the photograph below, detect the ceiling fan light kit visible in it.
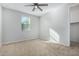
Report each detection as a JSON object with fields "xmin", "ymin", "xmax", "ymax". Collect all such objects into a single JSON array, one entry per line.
[{"xmin": 24, "ymin": 3, "xmax": 48, "ymax": 11}]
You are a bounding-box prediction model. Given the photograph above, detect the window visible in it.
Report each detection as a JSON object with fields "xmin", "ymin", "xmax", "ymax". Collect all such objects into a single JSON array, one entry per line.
[{"xmin": 21, "ymin": 16, "xmax": 30, "ymax": 31}]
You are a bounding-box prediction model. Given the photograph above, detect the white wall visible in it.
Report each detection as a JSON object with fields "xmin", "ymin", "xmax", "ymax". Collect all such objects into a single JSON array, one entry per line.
[
  {"xmin": 0, "ymin": 5, "xmax": 2, "ymax": 46},
  {"xmin": 2, "ymin": 7, "xmax": 40, "ymax": 44},
  {"xmin": 1, "ymin": 5, "xmax": 70, "ymax": 46},
  {"xmin": 40, "ymin": 5, "xmax": 70, "ymax": 46}
]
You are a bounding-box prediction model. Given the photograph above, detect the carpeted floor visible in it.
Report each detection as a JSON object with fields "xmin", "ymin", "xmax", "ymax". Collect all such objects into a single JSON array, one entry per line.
[{"xmin": 0, "ymin": 39, "xmax": 79, "ymax": 56}]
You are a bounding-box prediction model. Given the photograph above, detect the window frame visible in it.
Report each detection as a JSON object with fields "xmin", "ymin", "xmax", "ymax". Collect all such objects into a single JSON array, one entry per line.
[{"xmin": 21, "ymin": 16, "xmax": 31, "ymax": 31}]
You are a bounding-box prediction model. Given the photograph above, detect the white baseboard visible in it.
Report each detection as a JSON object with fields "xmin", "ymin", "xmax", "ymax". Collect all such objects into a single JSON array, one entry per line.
[
  {"xmin": 2, "ymin": 38, "xmax": 39, "ymax": 45},
  {"xmin": 2, "ymin": 38, "xmax": 69, "ymax": 47},
  {"xmin": 43, "ymin": 40, "xmax": 70, "ymax": 46}
]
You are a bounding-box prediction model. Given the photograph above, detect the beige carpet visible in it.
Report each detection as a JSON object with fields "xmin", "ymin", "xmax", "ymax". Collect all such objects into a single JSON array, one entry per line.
[{"xmin": 0, "ymin": 39, "xmax": 79, "ymax": 56}]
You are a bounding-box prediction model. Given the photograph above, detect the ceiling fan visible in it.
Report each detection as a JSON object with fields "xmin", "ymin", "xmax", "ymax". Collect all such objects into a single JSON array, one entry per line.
[{"xmin": 24, "ymin": 3, "xmax": 48, "ymax": 11}]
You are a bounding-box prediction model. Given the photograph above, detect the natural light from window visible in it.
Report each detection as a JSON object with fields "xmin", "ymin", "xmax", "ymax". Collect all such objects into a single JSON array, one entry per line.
[
  {"xmin": 49, "ymin": 28, "xmax": 60, "ymax": 43},
  {"xmin": 21, "ymin": 16, "xmax": 30, "ymax": 31}
]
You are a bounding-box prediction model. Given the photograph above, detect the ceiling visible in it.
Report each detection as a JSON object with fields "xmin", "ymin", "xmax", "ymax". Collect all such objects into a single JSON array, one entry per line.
[{"xmin": 0, "ymin": 3, "xmax": 79, "ymax": 16}]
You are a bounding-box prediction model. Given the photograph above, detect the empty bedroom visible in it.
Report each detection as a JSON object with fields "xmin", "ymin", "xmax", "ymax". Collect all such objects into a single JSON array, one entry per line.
[{"xmin": 0, "ymin": 3, "xmax": 79, "ymax": 56}]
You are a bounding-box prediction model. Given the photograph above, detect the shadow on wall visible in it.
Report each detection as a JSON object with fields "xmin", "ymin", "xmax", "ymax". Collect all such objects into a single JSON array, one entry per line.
[{"xmin": 49, "ymin": 28, "xmax": 60, "ymax": 43}]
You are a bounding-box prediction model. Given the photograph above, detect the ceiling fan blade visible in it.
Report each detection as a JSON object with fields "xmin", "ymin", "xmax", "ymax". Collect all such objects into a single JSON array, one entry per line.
[
  {"xmin": 37, "ymin": 6, "xmax": 43, "ymax": 11},
  {"xmin": 24, "ymin": 5, "xmax": 34, "ymax": 6},
  {"xmin": 32, "ymin": 6, "xmax": 35, "ymax": 11},
  {"xmin": 38, "ymin": 4, "xmax": 48, "ymax": 6}
]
